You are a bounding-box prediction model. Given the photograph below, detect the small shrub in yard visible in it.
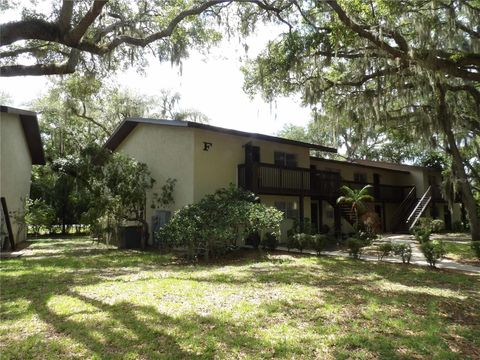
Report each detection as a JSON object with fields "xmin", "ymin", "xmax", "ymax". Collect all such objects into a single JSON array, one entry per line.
[
  {"xmin": 413, "ymin": 226, "xmax": 431, "ymax": 243},
  {"xmin": 431, "ymin": 219, "xmax": 445, "ymax": 233},
  {"xmin": 452, "ymin": 220, "xmax": 466, "ymax": 232},
  {"xmin": 347, "ymin": 237, "xmax": 367, "ymax": 259},
  {"xmin": 293, "ymin": 233, "xmax": 311, "ymax": 253},
  {"xmin": 286, "ymin": 228, "xmax": 296, "ymax": 251},
  {"xmin": 421, "ymin": 240, "xmax": 446, "ymax": 268},
  {"xmin": 312, "ymin": 234, "xmax": 327, "ymax": 255},
  {"xmin": 378, "ymin": 242, "xmax": 393, "ymax": 260},
  {"xmin": 357, "ymin": 230, "xmax": 375, "ymax": 246},
  {"xmin": 261, "ymin": 232, "xmax": 278, "ymax": 251},
  {"xmin": 471, "ymin": 241, "xmax": 480, "ymax": 260},
  {"xmin": 392, "ymin": 243, "xmax": 412, "ymax": 264},
  {"xmin": 416, "ymin": 217, "xmax": 444, "ymax": 233}
]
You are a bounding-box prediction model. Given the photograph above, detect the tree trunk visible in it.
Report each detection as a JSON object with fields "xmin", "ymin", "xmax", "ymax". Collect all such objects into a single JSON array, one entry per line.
[
  {"xmin": 445, "ymin": 127, "xmax": 480, "ymax": 241},
  {"xmin": 436, "ymin": 83, "xmax": 480, "ymax": 241}
]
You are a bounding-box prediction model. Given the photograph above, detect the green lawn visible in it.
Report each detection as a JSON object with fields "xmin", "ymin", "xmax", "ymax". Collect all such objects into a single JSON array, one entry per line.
[
  {"xmin": 442, "ymin": 241, "xmax": 479, "ymax": 264},
  {"xmin": 1, "ymin": 238, "xmax": 479, "ymax": 359}
]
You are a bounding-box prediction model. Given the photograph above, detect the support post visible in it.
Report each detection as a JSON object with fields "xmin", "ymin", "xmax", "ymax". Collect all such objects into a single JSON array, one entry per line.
[{"xmin": 299, "ymin": 195, "xmax": 304, "ymax": 232}]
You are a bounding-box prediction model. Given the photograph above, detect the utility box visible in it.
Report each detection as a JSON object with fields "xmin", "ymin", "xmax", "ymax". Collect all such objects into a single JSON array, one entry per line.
[{"xmin": 119, "ymin": 225, "xmax": 143, "ymax": 249}]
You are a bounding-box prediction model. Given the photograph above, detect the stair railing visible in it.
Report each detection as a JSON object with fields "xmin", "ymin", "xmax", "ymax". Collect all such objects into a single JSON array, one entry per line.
[{"xmin": 406, "ymin": 186, "xmax": 432, "ymax": 229}]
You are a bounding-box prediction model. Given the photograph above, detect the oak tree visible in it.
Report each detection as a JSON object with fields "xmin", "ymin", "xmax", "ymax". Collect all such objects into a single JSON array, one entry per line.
[{"xmin": 243, "ymin": 0, "xmax": 480, "ymax": 240}]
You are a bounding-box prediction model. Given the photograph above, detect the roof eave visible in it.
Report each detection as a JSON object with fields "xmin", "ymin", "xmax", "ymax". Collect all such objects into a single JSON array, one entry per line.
[
  {"xmin": 105, "ymin": 118, "xmax": 337, "ymax": 153},
  {"xmin": 1, "ymin": 105, "xmax": 45, "ymax": 165}
]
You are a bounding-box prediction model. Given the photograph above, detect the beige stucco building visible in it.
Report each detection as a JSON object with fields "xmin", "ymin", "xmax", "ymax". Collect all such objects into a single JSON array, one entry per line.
[
  {"xmin": 105, "ymin": 118, "xmax": 461, "ymax": 245},
  {"xmin": 1, "ymin": 106, "xmax": 45, "ymax": 248}
]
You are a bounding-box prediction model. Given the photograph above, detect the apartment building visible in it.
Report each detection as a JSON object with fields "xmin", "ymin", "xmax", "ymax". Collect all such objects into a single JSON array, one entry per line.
[{"xmin": 105, "ymin": 118, "xmax": 461, "ymax": 244}]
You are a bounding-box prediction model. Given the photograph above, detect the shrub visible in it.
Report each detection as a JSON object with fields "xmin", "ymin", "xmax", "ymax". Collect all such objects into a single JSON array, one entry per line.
[
  {"xmin": 293, "ymin": 233, "xmax": 311, "ymax": 253},
  {"xmin": 157, "ymin": 185, "xmax": 283, "ymax": 260},
  {"xmin": 416, "ymin": 217, "xmax": 433, "ymax": 230},
  {"xmin": 431, "ymin": 219, "xmax": 445, "ymax": 233},
  {"xmin": 413, "ymin": 226, "xmax": 431, "ymax": 243},
  {"xmin": 392, "ymin": 243, "xmax": 412, "ymax": 264},
  {"xmin": 262, "ymin": 232, "xmax": 279, "ymax": 251},
  {"xmin": 357, "ymin": 230, "xmax": 375, "ymax": 246},
  {"xmin": 347, "ymin": 237, "xmax": 366, "ymax": 259},
  {"xmin": 416, "ymin": 217, "xmax": 445, "ymax": 233},
  {"xmin": 378, "ymin": 242, "xmax": 393, "ymax": 260},
  {"xmin": 452, "ymin": 220, "xmax": 465, "ymax": 232},
  {"xmin": 302, "ymin": 221, "xmax": 314, "ymax": 235},
  {"xmin": 471, "ymin": 241, "xmax": 480, "ymax": 260},
  {"xmin": 24, "ymin": 199, "xmax": 56, "ymax": 235},
  {"xmin": 312, "ymin": 234, "xmax": 327, "ymax": 255},
  {"xmin": 286, "ymin": 231, "xmax": 296, "ymax": 251},
  {"xmin": 420, "ymin": 240, "xmax": 445, "ymax": 268}
]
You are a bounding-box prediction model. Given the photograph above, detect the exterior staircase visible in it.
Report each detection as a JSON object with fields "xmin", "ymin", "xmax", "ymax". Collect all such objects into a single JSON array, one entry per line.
[
  {"xmin": 391, "ymin": 186, "xmax": 432, "ymax": 233},
  {"xmin": 406, "ymin": 186, "xmax": 432, "ymax": 230},
  {"xmin": 337, "ymin": 202, "xmax": 357, "ymax": 228}
]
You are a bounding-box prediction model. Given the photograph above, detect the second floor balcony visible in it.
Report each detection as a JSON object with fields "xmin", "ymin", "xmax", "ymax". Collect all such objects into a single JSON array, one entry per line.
[{"xmin": 238, "ymin": 163, "xmax": 415, "ymax": 202}]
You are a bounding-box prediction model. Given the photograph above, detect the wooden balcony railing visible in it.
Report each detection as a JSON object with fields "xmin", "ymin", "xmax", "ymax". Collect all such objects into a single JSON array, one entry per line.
[
  {"xmin": 238, "ymin": 163, "xmax": 413, "ymax": 202},
  {"xmin": 342, "ymin": 180, "xmax": 415, "ymax": 203},
  {"xmin": 238, "ymin": 163, "xmax": 321, "ymax": 195}
]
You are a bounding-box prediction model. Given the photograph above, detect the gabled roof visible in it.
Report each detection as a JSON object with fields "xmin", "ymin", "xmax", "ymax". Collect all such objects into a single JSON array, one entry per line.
[
  {"xmin": 105, "ymin": 118, "xmax": 337, "ymax": 153},
  {"xmin": 310, "ymin": 156, "xmax": 411, "ymax": 174},
  {"xmin": 0, "ymin": 106, "xmax": 45, "ymax": 165}
]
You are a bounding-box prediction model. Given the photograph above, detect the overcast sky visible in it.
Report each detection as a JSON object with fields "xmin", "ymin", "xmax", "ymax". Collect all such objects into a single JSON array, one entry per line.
[{"xmin": 1, "ymin": 5, "xmax": 311, "ymax": 136}]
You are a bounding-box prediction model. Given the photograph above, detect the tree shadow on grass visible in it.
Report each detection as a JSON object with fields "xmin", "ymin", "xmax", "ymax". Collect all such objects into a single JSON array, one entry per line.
[
  {"xmin": 255, "ymin": 286, "xmax": 480, "ymax": 359},
  {"xmin": 2, "ymin": 284, "xmax": 268, "ymax": 359},
  {"xmin": 2, "ymin": 239, "xmax": 479, "ymax": 359}
]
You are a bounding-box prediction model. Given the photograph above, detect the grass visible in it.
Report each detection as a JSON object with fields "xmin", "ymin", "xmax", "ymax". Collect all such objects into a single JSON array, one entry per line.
[
  {"xmin": 1, "ymin": 238, "xmax": 479, "ymax": 359},
  {"xmin": 442, "ymin": 241, "xmax": 479, "ymax": 264}
]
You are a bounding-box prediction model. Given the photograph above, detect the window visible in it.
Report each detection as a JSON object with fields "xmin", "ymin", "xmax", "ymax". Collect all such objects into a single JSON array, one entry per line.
[
  {"xmin": 353, "ymin": 172, "xmax": 368, "ymax": 183},
  {"xmin": 274, "ymin": 201, "xmax": 299, "ymax": 219},
  {"xmin": 274, "ymin": 151, "xmax": 298, "ymax": 168}
]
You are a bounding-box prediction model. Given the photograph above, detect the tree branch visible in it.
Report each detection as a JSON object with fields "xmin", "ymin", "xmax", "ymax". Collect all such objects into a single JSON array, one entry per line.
[
  {"xmin": 0, "ymin": 44, "xmax": 49, "ymax": 58},
  {"xmin": 70, "ymin": 102, "xmax": 112, "ymax": 136},
  {"xmin": 0, "ymin": 49, "xmax": 79, "ymax": 76},
  {"xmin": 0, "ymin": 19, "xmax": 61, "ymax": 46},
  {"xmin": 325, "ymin": 0, "xmax": 405, "ymax": 59},
  {"xmin": 325, "ymin": 0, "xmax": 480, "ymax": 82},
  {"xmin": 58, "ymin": 0, "xmax": 74, "ymax": 33},
  {"xmin": 65, "ymin": 1, "xmax": 107, "ymax": 45}
]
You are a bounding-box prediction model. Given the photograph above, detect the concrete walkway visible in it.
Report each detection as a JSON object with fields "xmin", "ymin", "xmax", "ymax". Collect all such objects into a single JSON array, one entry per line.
[{"xmin": 278, "ymin": 234, "xmax": 480, "ymax": 274}]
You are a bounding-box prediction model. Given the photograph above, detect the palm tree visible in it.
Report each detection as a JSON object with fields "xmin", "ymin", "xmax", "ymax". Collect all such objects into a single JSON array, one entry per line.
[{"xmin": 337, "ymin": 185, "xmax": 375, "ymax": 231}]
